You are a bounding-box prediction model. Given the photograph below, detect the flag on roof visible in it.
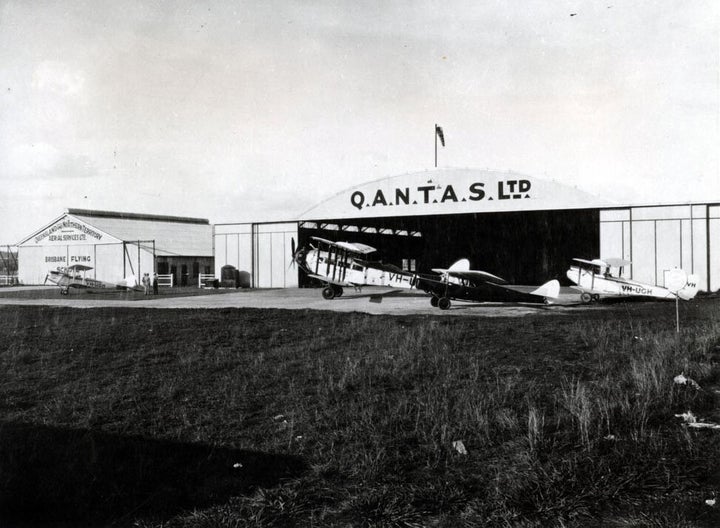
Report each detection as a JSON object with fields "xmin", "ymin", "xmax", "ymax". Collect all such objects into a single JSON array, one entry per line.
[{"xmin": 435, "ymin": 125, "xmax": 445, "ymax": 147}]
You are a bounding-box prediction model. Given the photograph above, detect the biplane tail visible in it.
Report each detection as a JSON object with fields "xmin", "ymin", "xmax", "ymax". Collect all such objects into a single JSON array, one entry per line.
[
  {"xmin": 118, "ymin": 275, "xmax": 140, "ymax": 289},
  {"xmin": 448, "ymin": 258, "xmax": 470, "ymax": 272},
  {"xmin": 530, "ymin": 279, "xmax": 560, "ymax": 299},
  {"xmin": 430, "ymin": 258, "xmax": 471, "ymax": 284},
  {"xmin": 677, "ymin": 274, "xmax": 700, "ymax": 301}
]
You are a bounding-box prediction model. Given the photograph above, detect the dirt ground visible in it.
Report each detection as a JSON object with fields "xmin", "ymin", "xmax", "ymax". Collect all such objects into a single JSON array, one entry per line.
[{"xmin": 0, "ymin": 284, "xmax": 611, "ymax": 316}]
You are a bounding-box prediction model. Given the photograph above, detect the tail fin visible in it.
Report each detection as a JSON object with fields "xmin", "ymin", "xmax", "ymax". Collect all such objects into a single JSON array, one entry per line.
[
  {"xmin": 448, "ymin": 258, "xmax": 470, "ymax": 272},
  {"xmin": 432, "ymin": 259, "xmax": 471, "ymax": 276},
  {"xmin": 677, "ymin": 274, "xmax": 700, "ymax": 301},
  {"xmin": 119, "ymin": 275, "xmax": 139, "ymax": 288},
  {"xmin": 531, "ymin": 279, "xmax": 560, "ymax": 299}
]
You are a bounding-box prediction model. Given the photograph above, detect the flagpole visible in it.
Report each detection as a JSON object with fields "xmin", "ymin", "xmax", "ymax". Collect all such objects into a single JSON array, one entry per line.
[{"xmin": 434, "ymin": 123, "xmax": 437, "ymax": 168}]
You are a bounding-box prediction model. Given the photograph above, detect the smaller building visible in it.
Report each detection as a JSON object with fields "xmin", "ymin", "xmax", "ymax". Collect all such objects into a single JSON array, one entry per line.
[{"xmin": 17, "ymin": 209, "xmax": 213, "ymax": 286}]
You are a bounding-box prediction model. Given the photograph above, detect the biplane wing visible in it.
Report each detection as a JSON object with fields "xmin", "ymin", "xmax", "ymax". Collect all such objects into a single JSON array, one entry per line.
[
  {"xmin": 67, "ymin": 264, "xmax": 94, "ymax": 272},
  {"xmin": 572, "ymin": 258, "xmax": 608, "ymax": 267},
  {"xmin": 603, "ymin": 258, "xmax": 632, "ymax": 268},
  {"xmin": 305, "ymin": 273, "xmax": 355, "ymax": 288},
  {"xmin": 309, "ymin": 237, "xmax": 376, "ymax": 255},
  {"xmin": 444, "ymin": 269, "xmax": 508, "ymax": 285}
]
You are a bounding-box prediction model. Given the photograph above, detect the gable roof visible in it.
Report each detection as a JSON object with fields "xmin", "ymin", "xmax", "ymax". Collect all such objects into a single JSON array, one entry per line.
[{"xmin": 19, "ymin": 210, "xmax": 212, "ymax": 257}]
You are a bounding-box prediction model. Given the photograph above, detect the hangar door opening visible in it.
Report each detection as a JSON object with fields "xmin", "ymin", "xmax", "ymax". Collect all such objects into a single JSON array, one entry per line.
[{"xmin": 300, "ymin": 209, "xmax": 599, "ymax": 286}]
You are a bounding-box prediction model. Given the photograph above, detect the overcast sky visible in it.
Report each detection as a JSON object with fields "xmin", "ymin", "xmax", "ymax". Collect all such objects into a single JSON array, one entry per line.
[{"xmin": 1, "ymin": 0, "xmax": 718, "ymax": 243}]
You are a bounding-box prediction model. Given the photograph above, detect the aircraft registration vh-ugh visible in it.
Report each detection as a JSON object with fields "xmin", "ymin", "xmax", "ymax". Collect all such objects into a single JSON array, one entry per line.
[
  {"xmin": 566, "ymin": 258, "xmax": 699, "ymax": 303},
  {"xmin": 45, "ymin": 265, "xmax": 141, "ymax": 295},
  {"xmin": 292, "ymin": 237, "xmax": 560, "ymax": 309}
]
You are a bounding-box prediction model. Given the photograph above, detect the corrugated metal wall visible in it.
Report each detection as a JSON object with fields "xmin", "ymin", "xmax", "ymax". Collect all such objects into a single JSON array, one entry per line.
[
  {"xmin": 600, "ymin": 204, "xmax": 719, "ymax": 292},
  {"xmin": 214, "ymin": 222, "xmax": 299, "ymax": 288}
]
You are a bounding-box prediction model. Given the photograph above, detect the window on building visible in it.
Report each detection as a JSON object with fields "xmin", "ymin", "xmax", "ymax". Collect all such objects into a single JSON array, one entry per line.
[{"xmin": 402, "ymin": 259, "xmax": 417, "ymax": 272}]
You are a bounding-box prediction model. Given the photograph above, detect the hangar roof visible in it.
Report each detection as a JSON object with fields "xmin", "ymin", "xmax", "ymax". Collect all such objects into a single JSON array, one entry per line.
[
  {"xmin": 18, "ymin": 209, "xmax": 212, "ymax": 257},
  {"xmin": 66, "ymin": 208, "xmax": 209, "ymax": 225},
  {"xmin": 299, "ymin": 168, "xmax": 614, "ymax": 221}
]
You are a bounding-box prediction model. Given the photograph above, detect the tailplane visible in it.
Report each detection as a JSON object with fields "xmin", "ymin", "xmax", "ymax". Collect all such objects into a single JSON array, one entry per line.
[{"xmin": 531, "ymin": 279, "xmax": 560, "ymax": 299}]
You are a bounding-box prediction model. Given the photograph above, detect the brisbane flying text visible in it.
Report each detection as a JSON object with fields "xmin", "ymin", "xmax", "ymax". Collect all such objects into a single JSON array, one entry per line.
[{"xmin": 350, "ymin": 179, "xmax": 531, "ymax": 210}]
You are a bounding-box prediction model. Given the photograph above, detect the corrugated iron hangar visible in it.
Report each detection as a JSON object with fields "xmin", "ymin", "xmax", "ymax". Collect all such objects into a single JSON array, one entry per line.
[
  {"xmin": 18, "ymin": 209, "xmax": 213, "ymax": 287},
  {"xmin": 214, "ymin": 168, "xmax": 720, "ymax": 292}
]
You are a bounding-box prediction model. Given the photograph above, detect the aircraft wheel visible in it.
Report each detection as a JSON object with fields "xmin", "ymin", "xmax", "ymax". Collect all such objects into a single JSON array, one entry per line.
[
  {"xmin": 438, "ymin": 297, "xmax": 451, "ymax": 310},
  {"xmin": 333, "ymin": 286, "xmax": 344, "ymax": 297},
  {"xmin": 430, "ymin": 296, "xmax": 439, "ymax": 307},
  {"xmin": 592, "ymin": 294, "xmax": 600, "ymax": 303},
  {"xmin": 61, "ymin": 289, "xmax": 69, "ymax": 296},
  {"xmin": 580, "ymin": 292, "xmax": 592, "ymax": 304},
  {"xmin": 322, "ymin": 286, "xmax": 336, "ymax": 300}
]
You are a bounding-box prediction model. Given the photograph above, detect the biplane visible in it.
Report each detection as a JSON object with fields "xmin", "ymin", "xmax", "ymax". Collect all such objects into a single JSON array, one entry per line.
[
  {"xmin": 415, "ymin": 258, "xmax": 561, "ymax": 309},
  {"xmin": 45, "ymin": 265, "xmax": 141, "ymax": 295},
  {"xmin": 566, "ymin": 258, "xmax": 699, "ymax": 303},
  {"xmin": 292, "ymin": 237, "xmax": 416, "ymax": 299}
]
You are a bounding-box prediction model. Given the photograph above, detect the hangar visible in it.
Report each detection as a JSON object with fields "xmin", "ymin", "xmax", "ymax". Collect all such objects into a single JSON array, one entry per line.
[
  {"xmin": 214, "ymin": 168, "xmax": 719, "ymax": 292},
  {"xmin": 18, "ymin": 209, "xmax": 213, "ymax": 287},
  {"xmin": 210, "ymin": 168, "xmax": 707, "ymax": 293}
]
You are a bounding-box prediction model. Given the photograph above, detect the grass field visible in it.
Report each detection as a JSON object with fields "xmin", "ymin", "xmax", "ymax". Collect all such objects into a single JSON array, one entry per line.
[{"xmin": 1, "ymin": 299, "xmax": 720, "ymax": 527}]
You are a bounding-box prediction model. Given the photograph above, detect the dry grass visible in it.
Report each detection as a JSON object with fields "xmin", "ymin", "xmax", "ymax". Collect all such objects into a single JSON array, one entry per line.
[{"xmin": 1, "ymin": 299, "xmax": 719, "ymax": 527}]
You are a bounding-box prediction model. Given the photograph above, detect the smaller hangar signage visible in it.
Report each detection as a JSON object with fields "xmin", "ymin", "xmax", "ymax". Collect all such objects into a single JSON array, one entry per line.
[
  {"xmin": 300, "ymin": 168, "xmax": 611, "ymax": 221},
  {"xmin": 20, "ymin": 215, "xmax": 121, "ymax": 247}
]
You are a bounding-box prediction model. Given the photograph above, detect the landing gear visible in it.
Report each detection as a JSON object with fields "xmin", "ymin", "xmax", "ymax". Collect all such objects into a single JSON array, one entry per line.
[
  {"xmin": 322, "ymin": 285, "xmax": 343, "ymax": 300},
  {"xmin": 322, "ymin": 286, "xmax": 335, "ymax": 300},
  {"xmin": 60, "ymin": 288, "xmax": 69, "ymax": 296},
  {"xmin": 580, "ymin": 292, "xmax": 592, "ymax": 304},
  {"xmin": 438, "ymin": 297, "xmax": 451, "ymax": 310},
  {"xmin": 430, "ymin": 296, "xmax": 439, "ymax": 307}
]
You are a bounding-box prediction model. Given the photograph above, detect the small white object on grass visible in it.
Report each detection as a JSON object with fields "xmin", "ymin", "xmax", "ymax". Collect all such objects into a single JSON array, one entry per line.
[
  {"xmin": 673, "ymin": 373, "xmax": 701, "ymax": 390},
  {"xmin": 674, "ymin": 411, "xmax": 697, "ymax": 423},
  {"xmin": 452, "ymin": 440, "xmax": 468, "ymax": 455},
  {"xmin": 688, "ymin": 422, "xmax": 720, "ymax": 430}
]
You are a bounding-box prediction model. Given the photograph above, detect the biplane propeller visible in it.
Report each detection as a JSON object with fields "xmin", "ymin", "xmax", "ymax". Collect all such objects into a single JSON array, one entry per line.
[{"xmin": 288, "ymin": 238, "xmax": 300, "ymax": 270}]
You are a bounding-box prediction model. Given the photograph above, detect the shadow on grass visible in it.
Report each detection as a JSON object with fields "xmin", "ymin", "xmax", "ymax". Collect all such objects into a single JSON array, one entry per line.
[{"xmin": 0, "ymin": 421, "xmax": 306, "ymax": 526}]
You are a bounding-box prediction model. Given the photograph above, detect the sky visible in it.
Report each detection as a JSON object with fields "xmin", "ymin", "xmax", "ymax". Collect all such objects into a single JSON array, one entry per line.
[{"xmin": 1, "ymin": 0, "xmax": 718, "ymax": 243}]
